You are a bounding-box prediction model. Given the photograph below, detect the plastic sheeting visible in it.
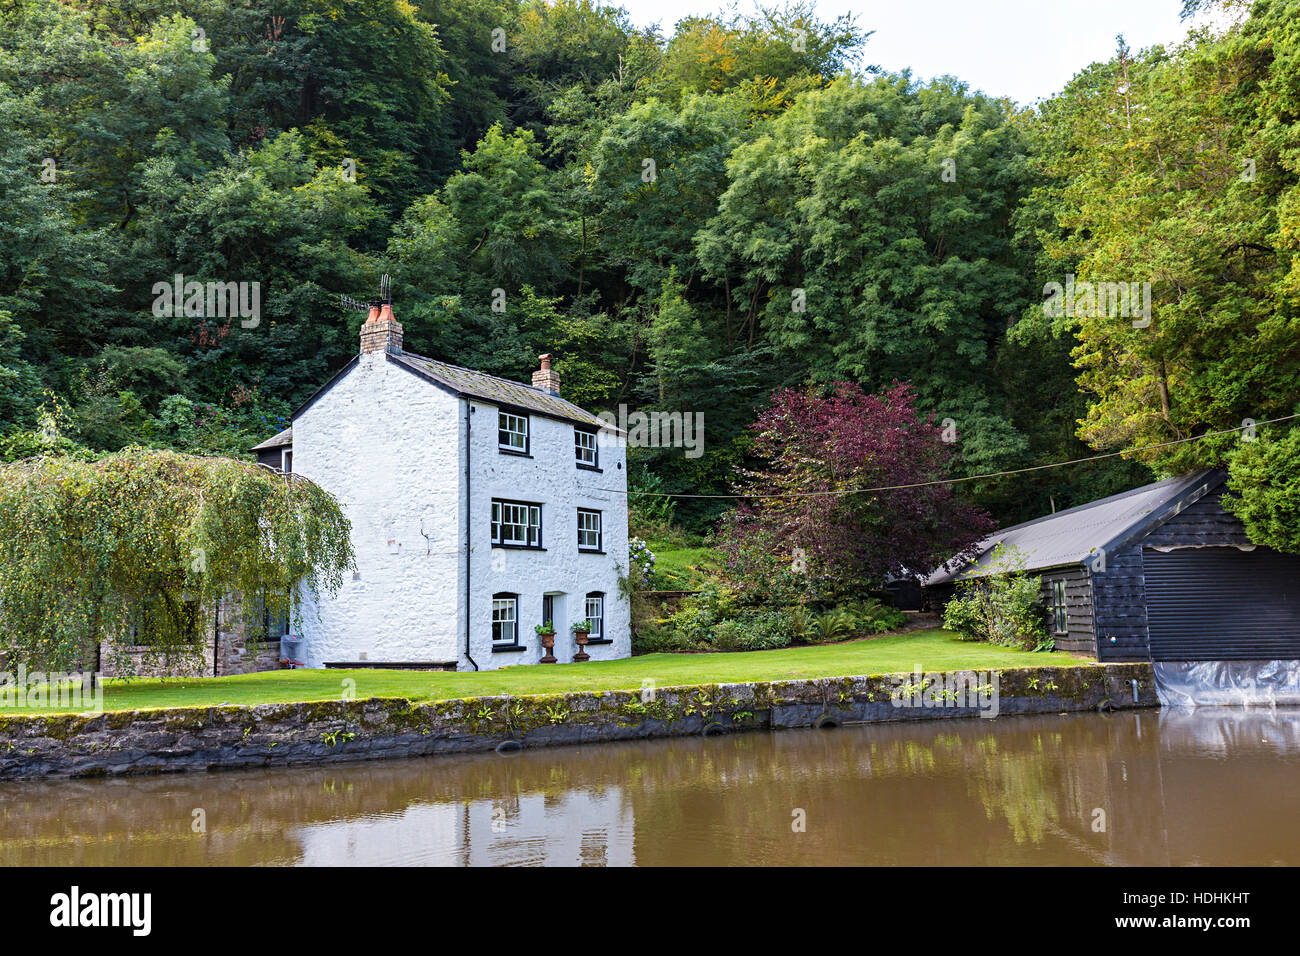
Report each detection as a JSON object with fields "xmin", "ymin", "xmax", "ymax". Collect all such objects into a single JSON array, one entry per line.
[
  {"xmin": 1156, "ymin": 705, "xmax": 1300, "ymax": 755},
  {"xmin": 1153, "ymin": 659, "xmax": 1300, "ymax": 708}
]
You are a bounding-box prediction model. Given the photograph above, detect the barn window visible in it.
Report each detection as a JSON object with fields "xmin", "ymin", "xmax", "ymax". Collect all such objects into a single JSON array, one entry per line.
[
  {"xmin": 498, "ymin": 411, "xmax": 529, "ymax": 454},
  {"xmin": 1050, "ymin": 580, "xmax": 1067, "ymax": 634}
]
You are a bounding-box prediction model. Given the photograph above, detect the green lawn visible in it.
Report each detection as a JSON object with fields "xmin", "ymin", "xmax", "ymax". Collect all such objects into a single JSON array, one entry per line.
[{"xmin": 11, "ymin": 630, "xmax": 1090, "ymax": 714}]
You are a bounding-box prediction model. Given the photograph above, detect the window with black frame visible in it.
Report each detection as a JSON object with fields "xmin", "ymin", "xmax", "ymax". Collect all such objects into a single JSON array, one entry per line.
[
  {"xmin": 584, "ymin": 591, "xmax": 605, "ymax": 642},
  {"xmin": 574, "ymin": 428, "xmax": 598, "ymax": 468},
  {"xmin": 498, "ymin": 411, "xmax": 529, "ymax": 454},
  {"xmin": 491, "ymin": 499, "xmax": 542, "ymax": 548},
  {"xmin": 577, "ymin": 508, "xmax": 602, "ymax": 552},
  {"xmin": 493, "ymin": 593, "xmax": 519, "ymax": 647},
  {"xmin": 1050, "ymin": 580, "xmax": 1067, "ymax": 634}
]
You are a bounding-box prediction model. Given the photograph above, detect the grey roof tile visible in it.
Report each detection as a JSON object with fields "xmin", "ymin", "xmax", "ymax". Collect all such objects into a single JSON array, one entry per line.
[
  {"xmin": 392, "ymin": 351, "xmax": 613, "ymax": 430},
  {"xmin": 925, "ymin": 469, "xmax": 1222, "ymax": 584},
  {"xmin": 250, "ymin": 426, "xmax": 293, "ymax": 451}
]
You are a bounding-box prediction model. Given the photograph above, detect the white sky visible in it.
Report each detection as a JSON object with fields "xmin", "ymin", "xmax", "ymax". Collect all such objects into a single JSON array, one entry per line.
[{"xmin": 618, "ymin": 0, "xmax": 1209, "ymax": 105}]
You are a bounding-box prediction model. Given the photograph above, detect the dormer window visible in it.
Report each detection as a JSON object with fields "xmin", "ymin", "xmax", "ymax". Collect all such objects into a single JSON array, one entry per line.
[{"xmin": 498, "ymin": 411, "xmax": 529, "ymax": 454}]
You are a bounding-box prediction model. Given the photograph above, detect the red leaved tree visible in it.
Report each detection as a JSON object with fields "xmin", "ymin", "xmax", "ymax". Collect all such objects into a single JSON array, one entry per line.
[{"xmin": 718, "ymin": 381, "xmax": 993, "ymax": 602}]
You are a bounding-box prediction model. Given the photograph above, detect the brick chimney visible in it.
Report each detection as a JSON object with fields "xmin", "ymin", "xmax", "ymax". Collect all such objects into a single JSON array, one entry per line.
[
  {"xmin": 360, "ymin": 302, "xmax": 403, "ymax": 355},
  {"xmin": 531, "ymin": 353, "xmax": 560, "ymax": 396}
]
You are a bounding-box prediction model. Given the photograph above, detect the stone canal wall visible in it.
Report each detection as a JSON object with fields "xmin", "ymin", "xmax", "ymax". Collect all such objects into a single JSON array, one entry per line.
[{"xmin": 0, "ymin": 662, "xmax": 1157, "ymax": 778}]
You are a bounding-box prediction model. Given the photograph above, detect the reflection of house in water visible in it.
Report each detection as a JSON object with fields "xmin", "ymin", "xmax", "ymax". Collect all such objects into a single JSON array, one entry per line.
[
  {"xmin": 292, "ymin": 786, "xmax": 635, "ymax": 866},
  {"xmin": 5, "ymin": 713, "xmax": 1300, "ymax": 865}
]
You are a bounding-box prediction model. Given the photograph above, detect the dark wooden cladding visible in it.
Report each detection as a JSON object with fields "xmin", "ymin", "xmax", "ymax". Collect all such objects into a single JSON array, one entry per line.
[
  {"xmin": 1143, "ymin": 548, "xmax": 1300, "ymax": 661},
  {"xmin": 1037, "ymin": 566, "xmax": 1095, "ymax": 654},
  {"xmin": 255, "ymin": 448, "xmax": 284, "ymax": 470},
  {"xmin": 924, "ymin": 474, "xmax": 1300, "ymax": 663},
  {"xmin": 1091, "ymin": 545, "xmax": 1150, "ymax": 662},
  {"xmin": 1142, "ymin": 488, "xmax": 1251, "ymax": 549}
]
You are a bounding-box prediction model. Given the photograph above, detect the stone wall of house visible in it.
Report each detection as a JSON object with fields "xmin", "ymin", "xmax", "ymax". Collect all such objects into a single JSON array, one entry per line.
[
  {"xmin": 292, "ymin": 349, "xmax": 465, "ymax": 667},
  {"xmin": 0, "ymin": 661, "xmax": 1157, "ymax": 778},
  {"xmin": 98, "ymin": 595, "xmax": 283, "ymax": 679}
]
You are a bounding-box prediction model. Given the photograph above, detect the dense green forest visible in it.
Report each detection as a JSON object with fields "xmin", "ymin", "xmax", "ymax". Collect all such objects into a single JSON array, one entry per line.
[{"xmin": 1, "ymin": 0, "xmax": 1297, "ymax": 542}]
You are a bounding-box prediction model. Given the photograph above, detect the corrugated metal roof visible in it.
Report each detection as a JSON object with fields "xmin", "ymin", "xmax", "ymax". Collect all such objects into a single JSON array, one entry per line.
[
  {"xmin": 925, "ymin": 469, "xmax": 1221, "ymax": 585},
  {"xmin": 392, "ymin": 351, "xmax": 612, "ymax": 430},
  {"xmin": 250, "ymin": 426, "xmax": 292, "ymax": 451}
]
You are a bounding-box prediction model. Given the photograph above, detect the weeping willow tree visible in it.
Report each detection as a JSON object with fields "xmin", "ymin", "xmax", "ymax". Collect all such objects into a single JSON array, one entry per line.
[{"xmin": 0, "ymin": 448, "xmax": 355, "ymax": 673}]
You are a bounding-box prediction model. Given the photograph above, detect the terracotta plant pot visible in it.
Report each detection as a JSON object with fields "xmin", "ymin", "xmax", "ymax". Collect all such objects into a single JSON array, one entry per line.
[
  {"xmin": 572, "ymin": 630, "xmax": 590, "ymax": 662},
  {"xmin": 539, "ymin": 631, "xmax": 557, "ymax": 664}
]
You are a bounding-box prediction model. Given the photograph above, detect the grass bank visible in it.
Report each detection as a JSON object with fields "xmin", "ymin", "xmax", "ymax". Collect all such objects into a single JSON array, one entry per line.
[
  {"xmin": 645, "ymin": 543, "xmax": 716, "ymax": 589},
  {"xmin": 13, "ymin": 629, "xmax": 1088, "ymax": 714}
]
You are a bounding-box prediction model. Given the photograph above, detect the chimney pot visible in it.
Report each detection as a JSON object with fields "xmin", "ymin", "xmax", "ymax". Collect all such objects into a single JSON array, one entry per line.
[
  {"xmin": 531, "ymin": 353, "xmax": 561, "ymax": 396},
  {"xmin": 360, "ymin": 302, "xmax": 403, "ymax": 355}
]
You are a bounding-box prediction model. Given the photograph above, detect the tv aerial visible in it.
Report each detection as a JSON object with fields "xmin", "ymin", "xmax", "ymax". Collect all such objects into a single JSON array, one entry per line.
[{"xmin": 339, "ymin": 273, "xmax": 392, "ymax": 313}]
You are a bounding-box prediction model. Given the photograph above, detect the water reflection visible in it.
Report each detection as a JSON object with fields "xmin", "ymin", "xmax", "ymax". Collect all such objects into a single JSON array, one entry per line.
[{"xmin": 2, "ymin": 709, "xmax": 1299, "ymax": 865}]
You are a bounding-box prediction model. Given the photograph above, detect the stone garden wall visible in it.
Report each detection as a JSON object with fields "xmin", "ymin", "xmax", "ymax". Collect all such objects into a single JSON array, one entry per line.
[{"xmin": 0, "ymin": 661, "xmax": 1157, "ymax": 778}]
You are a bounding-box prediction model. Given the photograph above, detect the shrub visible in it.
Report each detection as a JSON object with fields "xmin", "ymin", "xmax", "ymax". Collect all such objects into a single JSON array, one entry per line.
[
  {"xmin": 941, "ymin": 595, "xmax": 985, "ymax": 641},
  {"xmin": 712, "ymin": 608, "xmax": 794, "ymax": 651},
  {"xmin": 941, "ymin": 545, "xmax": 1050, "ymax": 651},
  {"xmin": 809, "ymin": 607, "xmax": 855, "ymax": 644},
  {"xmin": 786, "ymin": 605, "xmax": 817, "ymax": 644},
  {"xmin": 632, "ymin": 621, "xmax": 696, "ymax": 654},
  {"xmin": 629, "ymin": 537, "xmax": 657, "ymax": 587},
  {"xmin": 669, "ymin": 583, "xmax": 740, "ymax": 646},
  {"xmin": 843, "ymin": 598, "xmax": 908, "ymax": 635},
  {"xmin": 713, "ymin": 523, "xmax": 815, "ymax": 607}
]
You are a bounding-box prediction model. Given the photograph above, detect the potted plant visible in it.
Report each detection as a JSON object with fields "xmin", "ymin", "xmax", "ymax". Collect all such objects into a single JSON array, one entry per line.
[
  {"xmin": 535, "ymin": 621, "xmax": 557, "ymax": 664},
  {"xmin": 570, "ymin": 620, "xmax": 594, "ymax": 662}
]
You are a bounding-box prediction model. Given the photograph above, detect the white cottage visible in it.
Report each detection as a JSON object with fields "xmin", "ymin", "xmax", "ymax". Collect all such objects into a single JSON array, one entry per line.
[{"xmin": 252, "ymin": 302, "xmax": 631, "ymax": 671}]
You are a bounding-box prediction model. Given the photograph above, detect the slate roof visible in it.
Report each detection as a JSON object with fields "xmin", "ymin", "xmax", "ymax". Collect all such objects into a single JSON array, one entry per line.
[
  {"xmin": 250, "ymin": 426, "xmax": 293, "ymax": 451},
  {"xmin": 391, "ymin": 351, "xmax": 612, "ymax": 431},
  {"xmin": 925, "ymin": 469, "xmax": 1224, "ymax": 585},
  {"xmin": 251, "ymin": 349, "xmax": 616, "ymax": 454}
]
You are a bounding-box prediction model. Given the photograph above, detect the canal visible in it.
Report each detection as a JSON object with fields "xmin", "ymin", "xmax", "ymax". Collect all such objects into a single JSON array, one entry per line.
[{"xmin": 2, "ymin": 707, "xmax": 1298, "ymax": 865}]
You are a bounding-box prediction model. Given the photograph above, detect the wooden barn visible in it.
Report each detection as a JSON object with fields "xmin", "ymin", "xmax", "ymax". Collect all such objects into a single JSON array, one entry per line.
[{"xmin": 925, "ymin": 470, "xmax": 1300, "ymax": 662}]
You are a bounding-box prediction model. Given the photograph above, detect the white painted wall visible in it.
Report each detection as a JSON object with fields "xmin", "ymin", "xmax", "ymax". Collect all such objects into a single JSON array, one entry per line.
[
  {"xmin": 291, "ymin": 350, "xmax": 630, "ymax": 671},
  {"xmin": 466, "ymin": 399, "xmax": 631, "ymax": 670},
  {"xmin": 292, "ymin": 352, "xmax": 464, "ymax": 666}
]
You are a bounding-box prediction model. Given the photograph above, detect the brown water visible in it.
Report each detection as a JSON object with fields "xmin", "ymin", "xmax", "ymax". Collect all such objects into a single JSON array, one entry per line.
[{"xmin": 2, "ymin": 708, "xmax": 1298, "ymax": 866}]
